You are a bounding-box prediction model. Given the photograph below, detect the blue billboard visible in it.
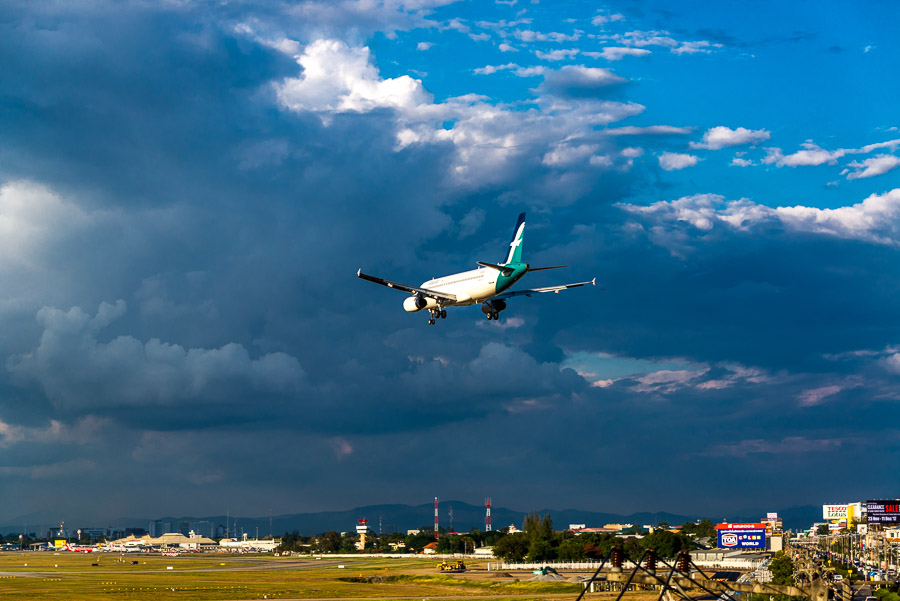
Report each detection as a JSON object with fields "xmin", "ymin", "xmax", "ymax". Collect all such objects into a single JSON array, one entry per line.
[{"xmin": 717, "ymin": 528, "xmax": 766, "ymax": 549}]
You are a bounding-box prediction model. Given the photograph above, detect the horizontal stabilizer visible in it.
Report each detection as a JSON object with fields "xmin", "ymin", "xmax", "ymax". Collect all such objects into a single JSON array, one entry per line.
[
  {"xmin": 528, "ymin": 265, "xmax": 567, "ymax": 272},
  {"xmin": 476, "ymin": 261, "xmax": 515, "ymax": 275}
]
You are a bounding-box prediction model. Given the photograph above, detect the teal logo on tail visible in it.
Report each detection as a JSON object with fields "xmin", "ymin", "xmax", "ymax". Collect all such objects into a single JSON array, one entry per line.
[{"xmin": 503, "ymin": 212, "xmax": 526, "ymax": 265}]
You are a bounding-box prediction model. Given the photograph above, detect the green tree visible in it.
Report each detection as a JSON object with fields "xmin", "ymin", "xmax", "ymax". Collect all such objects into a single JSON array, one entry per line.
[
  {"xmin": 492, "ymin": 533, "xmax": 529, "ymax": 562},
  {"xmin": 557, "ymin": 537, "xmax": 587, "ymax": 561},
  {"xmin": 526, "ymin": 537, "xmax": 556, "ymax": 562},
  {"xmin": 624, "ymin": 537, "xmax": 644, "ymax": 562},
  {"xmin": 816, "ymin": 524, "xmax": 829, "ymax": 535},
  {"xmin": 769, "ymin": 551, "xmax": 795, "ymax": 586},
  {"xmin": 641, "ymin": 530, "xmax": 689, "ymax": 559}
]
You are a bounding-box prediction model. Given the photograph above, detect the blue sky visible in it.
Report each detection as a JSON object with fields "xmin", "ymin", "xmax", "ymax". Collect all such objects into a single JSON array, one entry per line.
[{"xmin": 1, "ymin": 0, "xmax": 899, "ymax": 527}]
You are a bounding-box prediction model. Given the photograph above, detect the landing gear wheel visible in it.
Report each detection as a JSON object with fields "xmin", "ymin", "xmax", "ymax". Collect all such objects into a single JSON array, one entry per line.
[
  {"xmin": 440, "ymin": 310, "xmax": 447, "ymax": 319},
  {"xmin": 486, "ymin": 312, "xmax": 493, "ymax": 320},
  {"xmin": 428, "ymin": 318, "xmax": 435, "ymax": 325},
  {"xmin": 492, "ymin": 312, "xmax": 499, "ymax": 320}
]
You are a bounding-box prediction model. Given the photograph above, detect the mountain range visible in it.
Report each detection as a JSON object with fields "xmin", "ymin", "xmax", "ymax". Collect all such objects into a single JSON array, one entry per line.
[{"xmin": 1, "ymin": 502, "xmax": 822, "ymax": 537}]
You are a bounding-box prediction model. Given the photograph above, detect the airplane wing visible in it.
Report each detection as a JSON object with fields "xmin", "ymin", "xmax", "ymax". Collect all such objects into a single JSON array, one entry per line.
[
  {"xmin": 494, "ymin": 278, "xmax": 597, "ymax": 300},
  {"xmin": 357, "ymin": 269, "xmax": 457, "ymax": 302}
]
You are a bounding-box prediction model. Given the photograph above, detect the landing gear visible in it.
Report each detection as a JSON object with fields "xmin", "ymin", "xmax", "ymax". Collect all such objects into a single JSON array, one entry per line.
[
  {"xmin": 485, "ymin": 311, "xmax": 499, "ymax": 320},
  {"xmin": 428, "ymin": 308, "xmax": 447, "ymax": 325}
]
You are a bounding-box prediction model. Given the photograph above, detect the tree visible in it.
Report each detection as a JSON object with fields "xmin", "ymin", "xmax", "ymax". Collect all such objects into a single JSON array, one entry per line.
[
  {"xmin": 557, "ymin": 537, "xmax": 587, "ymax": 561},
  {"xmin": 624, "ymin": 537, "xmax": 644, "ymax": 562},
  {"xmin": 640, "ymin": 530, "xmax": 689, "ymax": 560},
  {"xmin": 492, "ymin": 533, "xmax": 529, "ymax": 562},
  {"xmin": 769, "ymin": 551, "xmax": 794, "ymax": 586},
  {"xmin": 526, "ymin": 537, "xmax": 555, "ymax": 562},
  {"xmin": 816, "ymin": 524, "xmax": 829, "ymax": 535}
]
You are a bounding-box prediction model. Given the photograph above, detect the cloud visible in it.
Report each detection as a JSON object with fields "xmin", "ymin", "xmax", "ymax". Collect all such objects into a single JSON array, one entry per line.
[
  {"xmin": 592, "ymin": 47, "xmax": 651, "ymax": 61},
  {"xmin": 276, "ymin": 39, "xmax": 431, "ymax": 117},
  {"xmin": 416, "ymin": 41, "xmax": 434, "ymax": 50},
  {"xmin": 0, "ymin": 181, "xmax": 90, "ymax": 272},
  {"xmin": 514, "ymin": 30, "xmax": 581, "ymax": 43},
  {"xmin": 658, "ymin": 152, "xmax": 699, "ymax": 171},
  {"xmin": 672, "ymin": 40, "xmax": 722, "ymax": 55},
  {"xmin": 498, "ymin": 42, "xmax": 517, "ymax": 52},
  {"xmin": 535, "ymin": 48, "xmax": 580, "ymax": 61},
  {"xmin": 706, "ymin": 437, "xmax": 843, "ymax": 457},
  {"xmin": 621, "ymin": 188, "xmax": 900, "ymax": 245},
  {"xmin": 797, "ymin": 384, "xmax": 844, "ymax": 407},
  {"xmin": 631, "ymin": 368, "xmax": 709, "ymax": 393},
  {"xmin": 542, "ymin": 143, "xmax": 599, "ymax": 166},
  {"xmin": 474, "ymin": 62, "xmax": 518, "ymax": 75},
  {"xmin": 591, "ymin": 12, "xmax": 625, "ymax": 26},
  {"xmin": 8, "ymin": 301, "xmax": 306, "ymax": 412},
  {"xmin": 844, "ymin": 154, "xmax": 900, "ymax": 180},
  {"xmin": 763, "ymin": 141, "xmax": 846, "ymax": 167},
  {"xmin": 603, "ymin": 125, "xmax": 692, "ymax": 136},
  {"xmin": 275, "ymin": 40, "xmax": 641, "ymax": 192},
  {"xmin": 690, "ymin": 126, "xmax": 770, "ymax": 150},
  {"xmin": 537, "ymin": 65, "xmax": 627, "ymax": 97},
  {"xmin": 763, "ymin": 138, "xmax": 900, "ymax": 169}
]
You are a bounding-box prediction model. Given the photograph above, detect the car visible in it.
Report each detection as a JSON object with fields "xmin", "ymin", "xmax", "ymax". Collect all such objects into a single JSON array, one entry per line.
[
  {"xmin": 833, "ymin": 575, "xmax": 843, "ymax": 582},
  {"xmin": 865, "ymin": 596, "xmax": 878, "ymax": 601}
]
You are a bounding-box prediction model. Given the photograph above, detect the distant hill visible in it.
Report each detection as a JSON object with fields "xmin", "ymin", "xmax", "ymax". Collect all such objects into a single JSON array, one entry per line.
[{"xmin": 0, "ymin": 502, "xmax": 821, "ymax": 536}]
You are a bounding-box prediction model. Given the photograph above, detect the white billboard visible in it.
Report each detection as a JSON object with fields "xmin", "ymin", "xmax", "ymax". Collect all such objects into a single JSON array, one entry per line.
[{"xmin": 823, "ymin": 504, "xmax": 849, "ymax": 520}]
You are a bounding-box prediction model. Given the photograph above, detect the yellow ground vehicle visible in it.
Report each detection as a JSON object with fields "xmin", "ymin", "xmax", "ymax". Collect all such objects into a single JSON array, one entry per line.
[{"xmin": 437, "ymin": 560, "xmax": 466, "ymax": 572}]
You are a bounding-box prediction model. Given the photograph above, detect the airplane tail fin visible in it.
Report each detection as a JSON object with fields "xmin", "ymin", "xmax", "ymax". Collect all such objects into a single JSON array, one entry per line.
[{"xmin": 502, "ymin": 212, "xmax": 526, "ymax": 265}]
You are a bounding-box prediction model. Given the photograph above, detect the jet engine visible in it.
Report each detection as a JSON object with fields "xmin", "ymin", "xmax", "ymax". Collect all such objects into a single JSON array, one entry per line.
[
  {"xmin": 403, "ymin": 295, "xmax": 429, "ymax": 313},
  {"xmin": 481, "ymin": 299, "xmax": 506, "ymax": 317}
]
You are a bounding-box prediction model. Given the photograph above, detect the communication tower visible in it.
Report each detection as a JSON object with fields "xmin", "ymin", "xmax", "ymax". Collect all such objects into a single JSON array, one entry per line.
[
  {"xmin": 434, "ymin": 497, "xmax": 439, "ymax": 539},
  {"xmin": 485, "ymin": 497, "xmax": 492, "ymax": 532},
  {"xmin": 356, "ymin": 518, "xmax": 371, "ymax": 551}
]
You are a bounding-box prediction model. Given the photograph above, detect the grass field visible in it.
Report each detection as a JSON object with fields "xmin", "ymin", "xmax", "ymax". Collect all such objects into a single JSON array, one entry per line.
[{"xmin": 0, "ymin": 553, "xmax": 595, "ymax": 601}]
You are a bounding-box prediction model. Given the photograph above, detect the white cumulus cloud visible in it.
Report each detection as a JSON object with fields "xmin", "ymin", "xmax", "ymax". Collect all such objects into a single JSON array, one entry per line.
[
  {"xmin": 844, "ymin": 154, "xmax": 900, "ymax": 180},
  {"xmin": 690, "ymin": 126, "xmax": 771, "ymax": 150},
  {"xmin": 658, "ymin": 152, "xmax": 699, "ymax": 171},
  {"xmin": 594, "ymin": 46, "xmax": 651, "ymax": 61},
  {"xmin": 276, "ymin": 39, "xmax": 431, "ymax": 117},
  {"xmin": 621, "ymin": 188, "xmax": 900, "ymax": 246}
]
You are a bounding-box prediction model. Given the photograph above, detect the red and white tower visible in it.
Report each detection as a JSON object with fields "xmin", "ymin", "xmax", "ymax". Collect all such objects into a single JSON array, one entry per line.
[
  {"xmin": 485, "ymin": 497, "xmax": 492, "ymax": 532},
  {"xmin": 434, "ymin": 497, "xmax": 439, "ymax": 539}
]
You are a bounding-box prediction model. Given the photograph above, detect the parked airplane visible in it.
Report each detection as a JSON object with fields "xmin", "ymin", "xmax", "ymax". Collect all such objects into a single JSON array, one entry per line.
[
  {"xmin": 357, "ymin": 212, "xmax": 595, "ymax": 324},
  {"xmin": 64, "ymin": 543, "xmax": 96, "ymax": 553}
]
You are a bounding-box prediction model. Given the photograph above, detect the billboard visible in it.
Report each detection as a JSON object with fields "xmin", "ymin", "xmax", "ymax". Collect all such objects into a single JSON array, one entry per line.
[
  {"xmin": 823, "ymin": 505, "xmax": 849, "ymax": 520},
  {"xmin": 866, "ymin": 500, "xmax": 900, "ymax": 524},
  {"xmin": 718, "ymin": 528, "xmax": 766, "ymax": 549},
  {"xmin": 716, "ymin": 523, "xmax": 766, "ymax": 530}
]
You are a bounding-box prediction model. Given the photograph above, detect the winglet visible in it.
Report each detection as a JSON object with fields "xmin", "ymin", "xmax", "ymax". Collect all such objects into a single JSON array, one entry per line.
[
  {"xmin": 357, "ymin": 268, "xmax": 361, "ymax": 277},
  {"xmin": 592, "ymin": 277, "xmax": 596, "ymax": 286}
]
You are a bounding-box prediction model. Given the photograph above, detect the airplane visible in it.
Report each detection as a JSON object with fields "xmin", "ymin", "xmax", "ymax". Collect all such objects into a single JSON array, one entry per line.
[
  {"xmin": 64, "ymin": 543, "xmax": 96, "ymax": 553},
  {"xmin": 357, "ymin": 212, "xmax": 595, "ymax": 324}
]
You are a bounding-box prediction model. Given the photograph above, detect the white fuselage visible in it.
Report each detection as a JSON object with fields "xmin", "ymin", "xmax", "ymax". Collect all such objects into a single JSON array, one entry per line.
[
  {"xmin": 422, "ymin": 267, "xmax": 497, "ymax": 306},
  {"xmin": 402, "ymin": 267, "xmax": 503, "ymax": 312}
]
